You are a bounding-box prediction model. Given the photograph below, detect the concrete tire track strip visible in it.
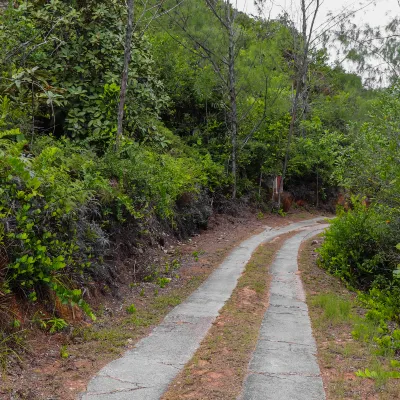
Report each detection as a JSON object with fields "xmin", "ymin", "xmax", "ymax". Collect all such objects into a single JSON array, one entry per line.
[
  {"xmin": 240, "ymin": 228, "xmax": 327, "ymax": 400},
  {"xmin": 81, "ymin": 218, "xmax": 327, "ymax": 400}
]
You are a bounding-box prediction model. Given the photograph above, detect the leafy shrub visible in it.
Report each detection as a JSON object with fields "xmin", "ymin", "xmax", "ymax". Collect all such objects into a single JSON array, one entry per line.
[
  {"xmin": 352, "ymin": 311, "xmax": 400, "ymax": 357},
  {"xmin": 0, "ymin": 139, "xmax": 117, "ymax": 318},
  {"xmin": 48, "ymin": 318, "xmax": 68, "ymax": 334},
  {"xmin": 0, "ymin": 0, "xmax": 226, "ymax": 343},
  {"xmin": 318, "ymin": 200, "xmax": 396, "ymax": 288},
  {"xmin": 1, "ymin": 130, "xmax": 220, "ymax": 321},
  {"xmin": 100, "ymin": 140, "xmax": 220, "ymax": 220},
  {"xmin": 359, "ymin": 287, "xmax": 400, "ymax": 323}
]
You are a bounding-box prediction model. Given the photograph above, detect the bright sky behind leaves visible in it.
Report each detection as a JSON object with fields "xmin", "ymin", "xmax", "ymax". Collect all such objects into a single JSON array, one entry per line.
[
  {"xmin": 236, "ymin": 0, "xmax": 397, "ymax": 27},
  {"xmin": 236, "ymin": 0, "xmax": 398, "ymax": 80}
]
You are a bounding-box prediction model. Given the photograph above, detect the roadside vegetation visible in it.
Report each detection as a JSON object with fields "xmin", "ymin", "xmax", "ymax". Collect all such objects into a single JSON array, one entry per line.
[
  {"xmin": 316, "ymin": 85, "xmax": 400, "ymax": 390},
  {"xmin": 300, "ymin": 238, "xmax": 400, "ymax": 399}
]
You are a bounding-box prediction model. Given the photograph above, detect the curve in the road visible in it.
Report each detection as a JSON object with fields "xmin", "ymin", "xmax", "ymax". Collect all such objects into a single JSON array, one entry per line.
[{"xmin": 80, "ymin": 217, "xmax": 327, "ymax": 400}]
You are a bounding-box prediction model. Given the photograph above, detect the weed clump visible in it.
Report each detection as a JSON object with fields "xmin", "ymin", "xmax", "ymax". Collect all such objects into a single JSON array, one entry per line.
[
  {"xmin": 126, "ymin": 304, "xmax": 137, "ymax": 314},
  {"xmin": 312, "ymin": 293, "xmax": 352, "ymax": 325}
]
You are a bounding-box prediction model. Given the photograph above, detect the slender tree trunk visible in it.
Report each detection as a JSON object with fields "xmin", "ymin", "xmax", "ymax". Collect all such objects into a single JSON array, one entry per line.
[
  {"xmin": 116, "ymin": 0, "xmax": 134, "ymax": 151},
  {"xmin": 277, "ymin": 0, "xmax": 319, "ymax": 207},
  {"xmin": 31, "ymin": 82, "xmax": 35, "ymax": 148},
  {"xmin": 227, "ymin": 2, "xmax": 238, "ymax": 199},
  {"xmin": 278, "ymin": 86, "xmax": 300, "ymax": 207},
  {"xmin": 179, "ymin": 0, "xmax": 241, "ymax": 198}
]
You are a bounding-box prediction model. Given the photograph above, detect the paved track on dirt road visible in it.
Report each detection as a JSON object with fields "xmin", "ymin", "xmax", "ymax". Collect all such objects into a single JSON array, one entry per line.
[{"xmin": 80, "ymin": 218, "xmax": 327, "ymax": 400}]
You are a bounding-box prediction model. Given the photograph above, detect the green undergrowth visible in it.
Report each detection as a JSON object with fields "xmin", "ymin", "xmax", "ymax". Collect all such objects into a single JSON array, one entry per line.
[
  {"xmin": 0, "ymin": 133, "xmax": 220, "ymax": 309},
  {"xmin": 0, "ymin": 0, "xmax": 225, "ymax": 330},
  {"xmin": 0, "ymin": 131, "xmax": 221, "ymax": 369},
  {"xmin": 301, "ymin": 238, "xmax": 400, "ymax": 399},
  {"xmin": 313, "ymin": 292, "xmax": 400, "ymax": 383},
  {"xmin": 316, "ymin": 201, "xmax": 400, "ymax": 386}
]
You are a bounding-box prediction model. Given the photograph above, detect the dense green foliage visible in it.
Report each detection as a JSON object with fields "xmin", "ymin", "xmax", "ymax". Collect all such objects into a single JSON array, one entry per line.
[
  {"xmin": 318, "ymin": 84, "xmax": 400, "ymax": 332},
  {"xmin": 319, "ymin": 85, "xmax": 400, "ymax": 284},
  {"xmin": 0, "ymin": 1, "xmax": 224, "ymax": 324},
  {"xmin": 319, "ymin": 203, "xmax": 395, "ymax": 286}
]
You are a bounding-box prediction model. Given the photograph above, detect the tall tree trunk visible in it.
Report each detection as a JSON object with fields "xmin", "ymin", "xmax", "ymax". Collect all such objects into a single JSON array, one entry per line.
[
  {"xmin": 31, "ymin": 82, "xmax": 35, "ymax": 148},
  {"xmin": 227, "ymin": 2, "xmax": 238, "ymax": 199},
  {"xmin": 277, "ymin": 0, "xmax": 319, "ymax": 207},
  {"xmin": 116, "ymin": 0, "xmax": 134, "ymax": 151},
  {"xmin": 278, "ymin": 83, "xmax": 301, "ymax": 207}
]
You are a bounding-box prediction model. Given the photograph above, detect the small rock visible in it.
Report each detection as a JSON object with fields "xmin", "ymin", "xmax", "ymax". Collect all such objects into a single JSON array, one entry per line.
[{"xmin": 312, "ymin": 240, "xmax": 319, "ymax": 245}]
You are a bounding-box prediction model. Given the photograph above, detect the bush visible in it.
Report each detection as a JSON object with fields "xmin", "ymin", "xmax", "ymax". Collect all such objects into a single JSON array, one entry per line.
[
  {"xmin": 101, "ymin": 143, "xmax": 203, "ymax": 220},
  {"xmin": 0, "ymin": 132, "xmax": 222, "ymax": 320},
  {"xmin": 0, "ymin": 140, "xmax": 110, "ymax": 318},
  {"xmin": 318, "ymin": 200, "xmax": 396, "ymax": 289},
  {"xmin": 0, "ymin": 0, "xmax": 227, "ymax": 329},
  {"xmin": 359, "ymin": 287, "xmax": 400, "ymax": 323}
]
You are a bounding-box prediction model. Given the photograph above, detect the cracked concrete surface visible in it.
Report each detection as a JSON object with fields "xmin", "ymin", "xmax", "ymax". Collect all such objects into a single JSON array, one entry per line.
[
  {"xmin": 80, "ymin": 218, "xmax": 326, "ymax": 400},
  {"xmin": 241, "ymin": 228, "xmax": 328, "ymax": 400}
]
